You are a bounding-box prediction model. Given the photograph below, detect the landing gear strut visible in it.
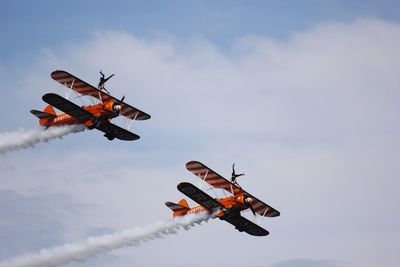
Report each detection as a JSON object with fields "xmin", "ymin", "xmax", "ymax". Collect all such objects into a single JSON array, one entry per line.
[{"xmin": 104, "ymin": 133, "xmax": 115, "ymax": 141}]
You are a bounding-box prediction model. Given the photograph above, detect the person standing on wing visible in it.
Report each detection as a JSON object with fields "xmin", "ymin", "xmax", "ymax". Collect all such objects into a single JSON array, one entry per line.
[
  {"xmin": 231, "ymin": 163, "xmax": 245, "ymax": 187},
  {"xmin": 98, "ymin": 70, "xmax": 115, "ymax": 94}
]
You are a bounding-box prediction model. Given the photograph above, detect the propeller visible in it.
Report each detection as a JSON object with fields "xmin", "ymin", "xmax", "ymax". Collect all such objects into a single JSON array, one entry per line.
[
  {"xmin": 244, "ymin": 196, "xmax": 256, "ymax": 216},
  {"xmin": 113, "ymin": 104, "xmax": 122, "ymax": 112},
  {"xmin": 121, "ymin": 95, "xmax": 125, "ymax": 102},
  {"xmin": 249, "ymin": 204, "xmax": 256, "ymax": 216},
  {"xmin": 231, "ymin": 163, "xmax": 236, "ymax": 182}
]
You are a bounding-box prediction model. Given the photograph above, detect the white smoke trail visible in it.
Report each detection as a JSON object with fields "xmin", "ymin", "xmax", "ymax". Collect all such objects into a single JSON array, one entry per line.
[
  {"xmin": 0, "ymin": 125, "xmax": 86, "ymax": 154},
  {"xmin": 0, "ymin": 212, "xmax": 210, "ymax": 267}
]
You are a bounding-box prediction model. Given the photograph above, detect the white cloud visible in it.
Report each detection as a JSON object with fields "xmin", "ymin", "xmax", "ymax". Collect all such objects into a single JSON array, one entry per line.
[
  {"xmin": 269, "ymin": 258, "xmax": 342, "ymax": 267},
  {"xmin": 0, "ymin": 190, "xmax": 84, "ymax": 260},
  {"xmin": 1, "ymin": 19, "xmax": 400, "ymax": 267}
]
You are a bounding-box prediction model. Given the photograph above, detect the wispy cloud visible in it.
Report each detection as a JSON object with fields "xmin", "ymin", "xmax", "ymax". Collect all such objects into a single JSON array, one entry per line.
[{"xmin": 270, "ymin": 259, "xmax": 343, "ymax": 267}]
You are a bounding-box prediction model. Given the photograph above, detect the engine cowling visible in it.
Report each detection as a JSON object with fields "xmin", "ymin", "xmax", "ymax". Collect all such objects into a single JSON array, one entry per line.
[
  {"xmin": 103, "ymin": 101, "xmax": 121, "ymax": 113},
  {"xmin": 235, "ymin": 194, "xmax": 254, "ymax": 205}
]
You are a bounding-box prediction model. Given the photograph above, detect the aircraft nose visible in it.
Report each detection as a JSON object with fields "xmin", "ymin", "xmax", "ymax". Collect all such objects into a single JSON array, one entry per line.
[
  {"xmin": 245, "ymin": 197, "xmax": 253, "ymax": 204},
  {"xmin": 114, "ymin": 104, "xmax": 121, "ymax": 111}
]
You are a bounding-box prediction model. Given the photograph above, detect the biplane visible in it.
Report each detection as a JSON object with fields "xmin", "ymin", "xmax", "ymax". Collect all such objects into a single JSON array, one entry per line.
[
  {"xmin": 31, "ymin": 70, "xmax": 150, "ymax": 141},
  {"xmin": 166, "ymin": 161, "xmax": 280, "ymax": 236}
]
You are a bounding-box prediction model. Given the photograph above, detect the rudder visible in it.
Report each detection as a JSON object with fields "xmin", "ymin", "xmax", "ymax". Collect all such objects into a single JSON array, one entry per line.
[
  {"xmin": 178, "ymin": 199, "xmax": 189, "ymax": 208},
  {"xmin": 44, "ymin": 105, "xmax": 56, "ymax": 115},
  {"xmin": 30, "ymin": 105, "xmax": 57, "ymax": 127}
]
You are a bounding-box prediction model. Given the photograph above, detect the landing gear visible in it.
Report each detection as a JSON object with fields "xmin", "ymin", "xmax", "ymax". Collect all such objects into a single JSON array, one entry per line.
[
  {"xmin": 104, "ymin": 133, "xmax": 115, "ymax": 141},
  {"xmin": 88, "ymin": 118, "xmax": 105, "ymax": 130}
]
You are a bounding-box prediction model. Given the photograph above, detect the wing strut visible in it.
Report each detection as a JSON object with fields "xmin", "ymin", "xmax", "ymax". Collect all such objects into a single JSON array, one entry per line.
[
  {"xmin": 206, "ymin": 172, "xmax": 220, "ymax": 197},
  {"xmin": 133, "ymin": 111, "xmax": 139, "ymax": 120},
  {"xmin": 126, "ymin": 111, "xmax": 139, "ymax": 131},
  {"xmin": 261, "ymin": 208, "xmax": 269, "ymax": 217},
  {"xmin": 197, "ymin": 170, "xmax": 208, "ymax": 190},
  {"xmin": 255, "ymin": 208, "xmax": 269, "ymax": 226},
  {"xmin": 98, "ymin": 91, "xmax": 103, "ymax": 103},
  {"xmin": 65, "ymin": 79, "xmax": 75, "ymax": 100}
]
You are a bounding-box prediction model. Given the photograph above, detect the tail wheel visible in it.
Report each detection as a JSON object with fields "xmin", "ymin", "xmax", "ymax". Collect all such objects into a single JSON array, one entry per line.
[{"xmin": 104, "ymin": 133, "xmax": 115, "ymax": 141}]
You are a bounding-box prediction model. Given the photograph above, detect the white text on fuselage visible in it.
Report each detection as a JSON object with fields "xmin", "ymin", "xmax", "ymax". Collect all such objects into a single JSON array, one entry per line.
[
  {"xmin": 188, "ymin": 206, "xmax": 207, "ymax": 214},
  {"xmin": 54, "ymin": 114, "xmax": 71, "ymax": 122}
]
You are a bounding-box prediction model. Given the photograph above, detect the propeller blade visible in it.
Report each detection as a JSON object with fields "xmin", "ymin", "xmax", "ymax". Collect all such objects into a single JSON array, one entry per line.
[
  {"xmin": 249, "ymin": 204, "xmax": 256, "ymax": 216},
  {"xmin": 231, "ymin": 163, "xmax": 236, "ymax": 182},
  {"xmin": 121, "ymin": 95, "xmax": 125, "ymax": 102}
]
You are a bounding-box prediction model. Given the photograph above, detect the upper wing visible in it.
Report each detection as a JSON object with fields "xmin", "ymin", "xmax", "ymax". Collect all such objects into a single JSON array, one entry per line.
[
  {"xmin": 177, "ymin": 182, "xmax": 225, "ymax": 212},
  {"xmin": 96, "ymin": 122, "xmax": 140, "ymax": 141},
  {"xmin": 42, "ymin": 93, "xmax": 93, "ymax": 123},
  {"xmin": 186, "ymin": 161, "xmax": 242, "ymax": 195},
  {"xmin": 221, "ymin": 211, "xmax": 269, "ymax": 236},
  {"xmin": 50, "ymin": 70, "xmax": 151, "ymax": 120},
  {"xmin": 186, "ymin": 161, "xmax": 280, "ymax": 218}
]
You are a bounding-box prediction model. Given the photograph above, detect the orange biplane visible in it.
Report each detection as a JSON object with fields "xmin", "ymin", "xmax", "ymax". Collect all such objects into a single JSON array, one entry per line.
[
  {"xmin": 166, "ymin": 161, "xmax": 280, "ymax": 236},
  {"xmin": 31, "ymin": 70, "xmax": 150, "ymax": 141}
]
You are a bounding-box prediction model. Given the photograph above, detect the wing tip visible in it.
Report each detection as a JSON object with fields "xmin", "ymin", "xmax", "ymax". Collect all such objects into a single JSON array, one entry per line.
[
  {"xmin": 185, "ymin": 160, "xmax": 202, "ymax": 169},
  {"xmin": 141, "ymin": 114, "xmax": 151, "ymax": 120},
  {"xmin": 271, "ymin": 210, "xmax": 281, "ymax": 217},
  {"xmin": 165, "ymin": 201, "xmax": 174, "ymax": 208},
  {"xmin": 177, "ymin": 181, "xmax": 192, "ymax": 190},
  {"xmin": 264, "ymin": 209, "xmax": 280, "ymax": 217},
  {"xmin": 42, "ymin": 92, "xmax": 59, "ymax": 101}
]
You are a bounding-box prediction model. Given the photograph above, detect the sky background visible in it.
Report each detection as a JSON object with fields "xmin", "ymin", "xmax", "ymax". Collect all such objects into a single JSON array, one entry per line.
[{"xmin": 1, "ymin": 1, "xmax": 400, "ymax": 267}]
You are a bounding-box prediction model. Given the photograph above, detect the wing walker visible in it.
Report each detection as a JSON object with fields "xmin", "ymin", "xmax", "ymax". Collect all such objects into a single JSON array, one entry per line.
[
  {"xmin": 31, "ymin": 70, "xmax": 150, "ymax": 141},
  {"xmin": 166, "ymin": 161, "xmax": 280, "ymax": 237}
]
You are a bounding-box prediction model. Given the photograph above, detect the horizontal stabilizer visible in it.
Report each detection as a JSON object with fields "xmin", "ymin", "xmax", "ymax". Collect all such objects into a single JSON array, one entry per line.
[
  {"xmin": 165, "ymin": 201, "xmax": 190, "ymax": 213},
  {"xmin": 30, "ymin": 110, "xmax": 56, "ymax": 120}
]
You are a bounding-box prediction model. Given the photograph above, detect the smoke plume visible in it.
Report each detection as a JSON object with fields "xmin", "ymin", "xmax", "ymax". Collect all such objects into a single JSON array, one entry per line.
[
  {"xmin": 0, "ymin": 125, "xmax": 85, "ymax": 154},
  {"xmin": 0, "ymin": 212, "xmax": 210, "ymax": 267}
]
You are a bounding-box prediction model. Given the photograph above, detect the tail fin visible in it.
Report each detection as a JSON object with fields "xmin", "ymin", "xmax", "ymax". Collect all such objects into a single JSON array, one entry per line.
[
  {"xmin": 178, "ymin": 199, "xmax": 189, "ymax": 208},
  {"xmin": 30, "ymin": 105, "xmax": 57, "ymax": 127},
  {"xmin": 43, "ymin": 105, "xmax": 56, "ymax": 115},
  {"xmin": 165, "ymin": 199, "xmax": 190, "ymax": 217}
]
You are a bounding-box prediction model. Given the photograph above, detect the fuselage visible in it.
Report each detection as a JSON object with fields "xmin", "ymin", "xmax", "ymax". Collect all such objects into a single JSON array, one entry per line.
[
  {"xmin": 46, "ymin": 101, "xmax": 121, "ymax": 127},
  {"xmin": 176, "ymin": 193, "xmax": 253, "ymax": 218}
]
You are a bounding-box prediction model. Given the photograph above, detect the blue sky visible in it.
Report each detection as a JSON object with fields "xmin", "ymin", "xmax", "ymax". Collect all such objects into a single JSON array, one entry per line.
[
  {"xmin": 2, "ymin": 0, "xmax": 400, "ymax": 65},
  {"xmin": 1, "ymin": 1, "xmax": 400, "ymax": 267}
]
